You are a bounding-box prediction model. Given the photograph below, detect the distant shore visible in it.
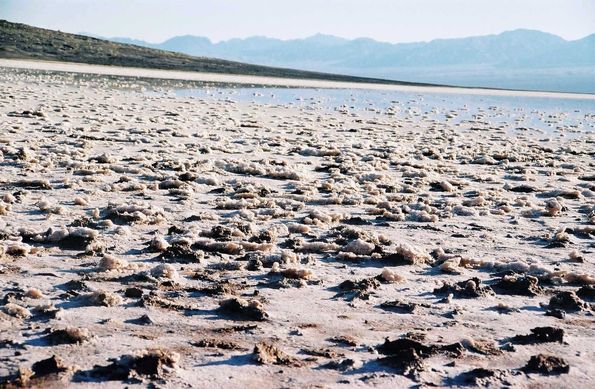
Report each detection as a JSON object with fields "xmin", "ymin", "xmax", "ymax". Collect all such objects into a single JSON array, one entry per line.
[{"xmin": 2, "ymin": 58, "xmax": 594, "ymax": 100}]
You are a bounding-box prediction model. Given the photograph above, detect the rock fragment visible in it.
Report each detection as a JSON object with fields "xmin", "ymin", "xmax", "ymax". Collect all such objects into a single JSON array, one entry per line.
[{"xmin": 523, "ymin": 354, "xmax": 570, "ymax": 375}]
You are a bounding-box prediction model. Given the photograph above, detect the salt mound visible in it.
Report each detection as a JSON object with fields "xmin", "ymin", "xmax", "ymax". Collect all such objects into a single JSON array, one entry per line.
[
  {"xmin": 150, "ymin": 263, "xmax": 178, "ymax": 279},
  {"xmin": 98, "ymin": 254, "xmax": 131, "ymax": 271}
]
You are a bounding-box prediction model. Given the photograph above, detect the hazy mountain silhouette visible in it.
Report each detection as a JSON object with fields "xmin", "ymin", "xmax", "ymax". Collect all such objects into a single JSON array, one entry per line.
[{"xmin": 103, "ymin": 30, "xmax": 595, "ymax": 93}]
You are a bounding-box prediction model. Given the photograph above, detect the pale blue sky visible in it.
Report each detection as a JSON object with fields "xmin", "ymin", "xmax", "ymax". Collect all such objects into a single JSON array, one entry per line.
[{"xmin": 2, "ymin": 0, "xmax": 594, "ymax": 43}]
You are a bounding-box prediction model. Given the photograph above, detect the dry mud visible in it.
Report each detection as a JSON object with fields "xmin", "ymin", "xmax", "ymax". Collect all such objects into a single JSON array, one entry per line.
[{"xmin": 0, "ymin": 66, "xmax": 593, "ymax": 388}]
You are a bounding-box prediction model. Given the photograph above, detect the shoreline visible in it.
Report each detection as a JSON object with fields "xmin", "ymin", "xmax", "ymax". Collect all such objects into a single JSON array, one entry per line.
[{"xmin": 2, "ymin": 58, "xmax": 595, "ymax": 100}]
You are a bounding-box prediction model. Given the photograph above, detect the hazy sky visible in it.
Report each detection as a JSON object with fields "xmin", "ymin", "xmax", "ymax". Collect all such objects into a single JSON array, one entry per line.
[{"xmin": 2, "ymin": 0, "xmax": 594, "ymax": 43}]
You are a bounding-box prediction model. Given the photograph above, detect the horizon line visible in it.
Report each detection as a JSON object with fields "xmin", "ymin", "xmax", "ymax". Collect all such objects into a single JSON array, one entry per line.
[
  {"xmin": 6, "ymin": 18, "xmax": 592, "ymax": 45},
  {"xmin": 61, "ymin": 26, "xmax": 595, "ymax": 47}
]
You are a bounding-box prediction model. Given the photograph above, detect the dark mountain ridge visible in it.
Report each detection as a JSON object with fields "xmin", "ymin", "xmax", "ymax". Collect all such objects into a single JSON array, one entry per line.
[{"xmin": 0, "ymin": 20, "xmax": 417, "ymax": 85}]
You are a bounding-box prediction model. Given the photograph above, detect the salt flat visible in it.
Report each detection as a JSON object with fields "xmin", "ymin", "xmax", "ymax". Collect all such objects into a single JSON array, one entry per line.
[{"xmin": 0, "ymin": 64, "xmax": 593, "ymax": 388}]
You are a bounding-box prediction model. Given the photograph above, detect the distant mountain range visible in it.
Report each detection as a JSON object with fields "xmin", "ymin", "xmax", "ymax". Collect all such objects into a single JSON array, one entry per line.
[{"xmin": 98, "ymin": 30, "xmax": 595, "ymax": 93}]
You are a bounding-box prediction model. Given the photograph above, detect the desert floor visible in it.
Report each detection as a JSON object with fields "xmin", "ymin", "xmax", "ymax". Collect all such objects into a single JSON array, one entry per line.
[{"xmin": 0, "ymin": 64, "xmax": 593, "ymax": 388}]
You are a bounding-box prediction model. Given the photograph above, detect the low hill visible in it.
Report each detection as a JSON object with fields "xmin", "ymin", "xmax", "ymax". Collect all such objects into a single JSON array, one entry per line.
[{"xmin": 0, "ymin": 20, "xmax": 415, "ymax": 85}]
